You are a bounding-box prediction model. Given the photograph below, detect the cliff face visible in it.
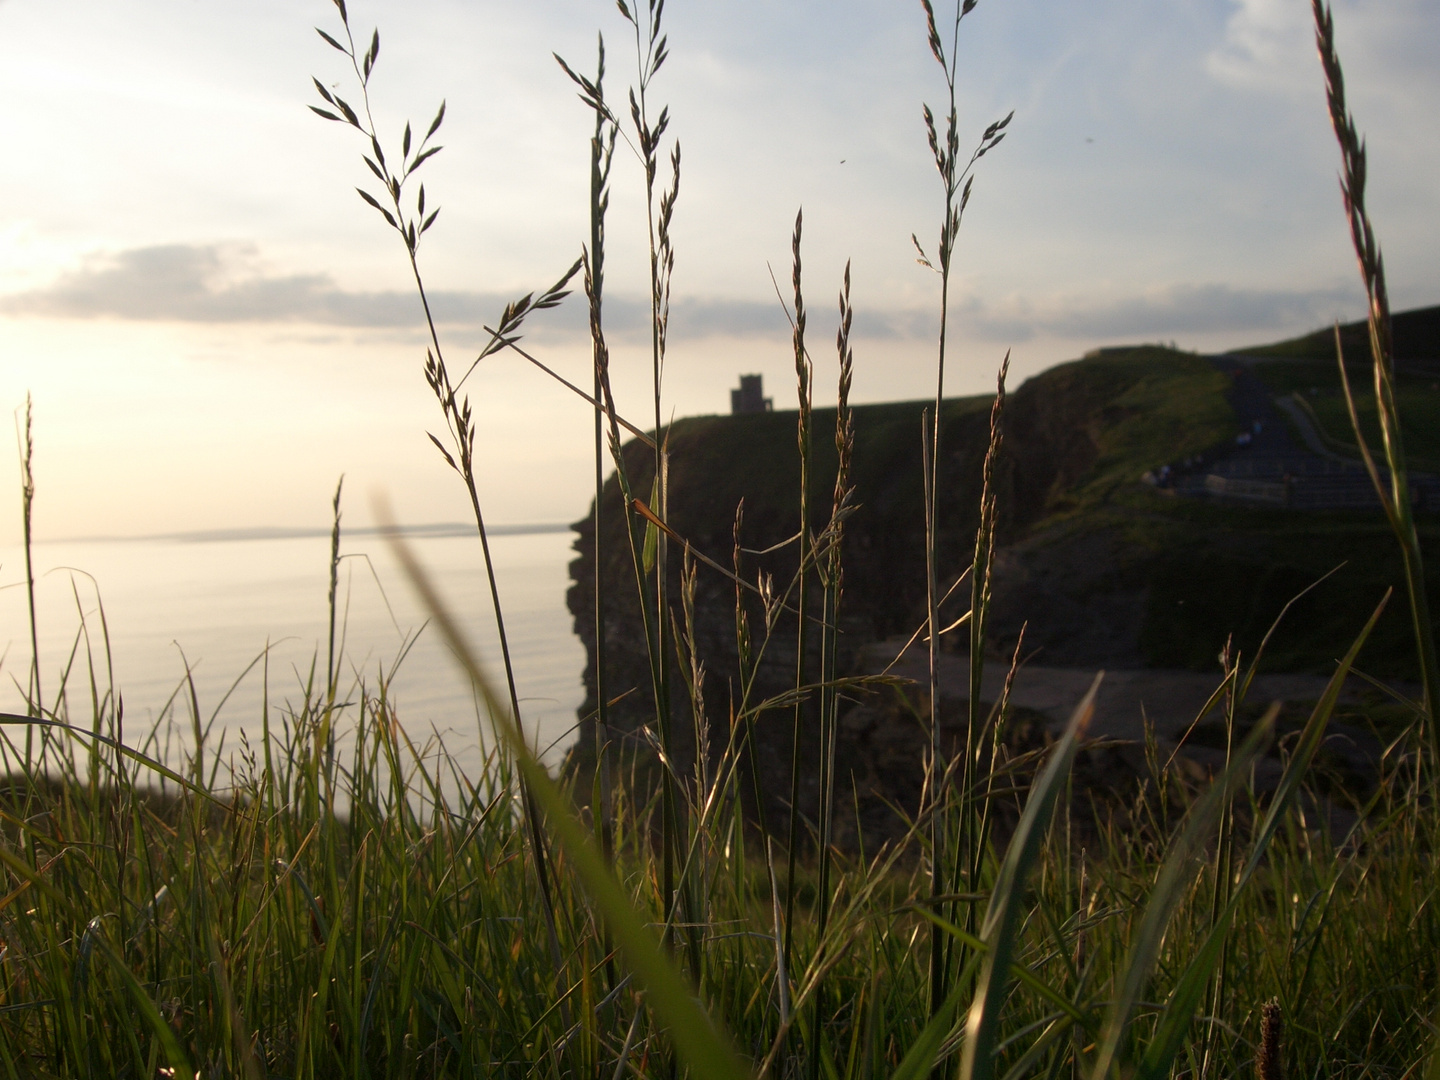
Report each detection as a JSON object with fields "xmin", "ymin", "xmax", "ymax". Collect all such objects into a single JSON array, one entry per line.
[
  {"xmin": 564, "ymin": 396, "xmax": 995, "ymax": 827},
  {"xmin": 564, "ymin": 348, "xmax": 1437, "ymax": 841},
  {"xmin": 563, "ymin": 352, "xmax": 1198, "ymax": 831}
]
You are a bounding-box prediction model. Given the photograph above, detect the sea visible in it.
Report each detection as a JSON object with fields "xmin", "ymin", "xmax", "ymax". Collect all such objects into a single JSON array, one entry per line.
[{"xmin": 0, "ymin": 524, "xmax": 587, "ymax": 779}]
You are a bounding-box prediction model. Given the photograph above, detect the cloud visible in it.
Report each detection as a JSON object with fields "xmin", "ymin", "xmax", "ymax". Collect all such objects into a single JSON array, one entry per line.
[
  {"xmin": 0, "ymin": 243, "xmax": 461, "ymax": 328},
  {"xmin": 0, "ymin": 243, "xmax": 797, "ymax": 342},
  {"xmin": 0, "ymin": 242, "xmax": 858, "ymax": 343},
  {"xmin": 1204, "ymin": 0, "xmax": 1440, "ymax": 99},
  {"xmin": 1205, "ymin": 0, "xmax": 1315, "ymax": 93},
  {"xmin": 0, "ymin": 243, "xmax": 1365, "ymax": 351},
  {"xmin": 957, "ymin": 282, "xmax": 1363, "ymax": 344},
  {"xmin": 602, "ymin": 295, "xmax": 787, "ymax": 341},
  {"xmin": 590, "ymin": 282, "xmax": 1369, "ymax": 349}
]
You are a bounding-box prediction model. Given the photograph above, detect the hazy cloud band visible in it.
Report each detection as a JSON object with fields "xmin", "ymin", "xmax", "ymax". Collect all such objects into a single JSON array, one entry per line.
[{"xmin": 0, "ymin": 243, "xmax": 1361, "ymax": 347}]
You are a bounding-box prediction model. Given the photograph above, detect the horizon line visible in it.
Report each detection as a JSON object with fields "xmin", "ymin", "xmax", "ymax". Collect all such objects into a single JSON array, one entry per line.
[{"xmin": 38, "ymin": 521, "xmax": 576, "ymax": 545}]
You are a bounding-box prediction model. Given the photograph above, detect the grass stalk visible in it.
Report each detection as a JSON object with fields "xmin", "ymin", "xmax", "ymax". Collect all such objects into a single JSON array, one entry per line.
[
  {"xmin": 626, "ymin": 0, "xmax": 684, "ymax": 955},
  {"xmin": 964, "ymin": 355, "xmax": 1009, "ymax": 899},
  {"xmin": 808, "ymin": 261, "xmax": 857, "ymax": 1080},
  {"xmin": 326, "ymin": 474, "xmax": 344, "ymax": 702},
  {"xmin": 913, "ymin": 2, "xmax": 1013, "ymax": 1032},
  {"xmin": 17, "ymin": 394, "xmax": 40, "ymax": 769},
  {"xmin": 588, "ymin": 38, "xmax": 618, "ymax": 857},
  {"xmin": 311, "ymin": 0, "xmax": 583, "ymax": 1036},
  {"xmin": 587, "ymin": 0, "xmax": 694, "ymax": 968},
  {"xmin": 784, "ymin": 208, "xmax": 814, "ymax": 979},
  {"xmin": 1312, "ymin": 0, "xmax": 1440, "ymax": 764},
  {"xmin": 585, "ymin": 34, "xmax": 622, "ymax": 998}
]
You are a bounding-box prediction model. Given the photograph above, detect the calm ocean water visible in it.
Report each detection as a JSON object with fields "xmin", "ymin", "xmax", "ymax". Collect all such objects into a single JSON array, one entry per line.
[{"xmin": 0, "ymin": 526, "xmax": 586, "ymax": 773}]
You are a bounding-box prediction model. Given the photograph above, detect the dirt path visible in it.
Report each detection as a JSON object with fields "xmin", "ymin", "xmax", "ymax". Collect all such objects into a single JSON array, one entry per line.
[{"xmin": 860, "ymin": 639, "xmax": 1407, "ymax": 743}]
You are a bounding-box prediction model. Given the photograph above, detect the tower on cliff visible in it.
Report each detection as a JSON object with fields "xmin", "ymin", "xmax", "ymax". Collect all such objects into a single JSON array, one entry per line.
[{"xmin": 730, "ymin": 374, "xmax": 772, "ymax": 415}]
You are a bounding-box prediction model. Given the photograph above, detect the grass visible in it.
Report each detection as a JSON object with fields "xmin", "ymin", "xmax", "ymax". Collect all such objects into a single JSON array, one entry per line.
[
  {"xmin": 2, "ymin": 630, "xmax": 1436, "ymax": 1078},
  {"xmin": 1298, "ymin": 386, "xmax": 1440, "ymax": 473},
  {"xmin": 2, "ymin": 1, "xmax": 1439, "ymax": 1078},
  {"xmin": 1245, "ymin": 358, "xmax": 1440, "ymax": 472},
  {"xmin": 1007, "ymin": 348, "xmax": 1238, "ymax": 513},
  {"xmin": 1239, "ymin": 304, "xmax": 1440, "ymax": 366},
  {"xmin": 1137, "ymin": 518, "xmax": 1440, "ymax": 674}
]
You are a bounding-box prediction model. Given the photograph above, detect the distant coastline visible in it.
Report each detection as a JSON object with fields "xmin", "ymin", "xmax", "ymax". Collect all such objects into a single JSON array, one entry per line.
[{"xmin": 44, "ymin": 521, "xmax": 574, "ymax": 545}]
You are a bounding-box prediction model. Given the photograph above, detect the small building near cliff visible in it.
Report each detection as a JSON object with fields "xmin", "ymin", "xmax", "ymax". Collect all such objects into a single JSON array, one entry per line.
[{"xmin": 730, "ymin": 374, "xmax": 772, "ymax": 415}]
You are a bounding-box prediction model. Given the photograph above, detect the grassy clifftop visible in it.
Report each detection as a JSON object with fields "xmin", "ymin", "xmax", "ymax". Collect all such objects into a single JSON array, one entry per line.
[
  {"xmin": 986, "ymin": 343, "xmax": 1439, "ymax": 676},
  {"xmin": 1240, "ymin": 302, "xmax": 1440, "ymax": 363}
]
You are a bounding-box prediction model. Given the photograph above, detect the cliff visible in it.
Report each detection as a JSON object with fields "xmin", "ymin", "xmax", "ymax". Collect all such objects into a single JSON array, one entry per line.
[{"xmin": 564, "ymin": 345, "xmax": 1439, "ymax": 844}]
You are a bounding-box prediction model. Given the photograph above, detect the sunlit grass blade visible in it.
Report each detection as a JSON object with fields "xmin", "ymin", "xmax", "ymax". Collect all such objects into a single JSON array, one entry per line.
[
  {"xmin": 889, "ymin": 952, "xmax": 984, "ymax": 1080},
  {"xmin": 910, "ymin": 906, "xmax": 1085, "ymax": 1027},
  {"xmin": 380, "ymin": 513, "xmax": 753, "ymax": 1080}
]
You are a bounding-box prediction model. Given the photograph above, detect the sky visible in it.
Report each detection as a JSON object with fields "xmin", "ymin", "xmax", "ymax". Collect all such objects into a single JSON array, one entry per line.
[{"xmin": 0, "ymin": 0, "xmax": 1436, "ymax": 540}]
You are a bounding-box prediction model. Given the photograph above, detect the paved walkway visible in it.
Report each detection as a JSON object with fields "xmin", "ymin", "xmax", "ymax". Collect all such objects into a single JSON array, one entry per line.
[
  {"xmin": 1272, "ymin": 394, "xmax": 1348, "ymax": 461},
  {"xmin": 1150, "ymin": 356, "xmax": 1438, "ymax": 509}
]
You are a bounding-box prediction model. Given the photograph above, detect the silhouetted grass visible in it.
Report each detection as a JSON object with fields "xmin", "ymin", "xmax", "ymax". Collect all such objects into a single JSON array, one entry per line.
[{"xmin": 0, "ymin": 1, "xmax": 1436, "ymax": 1078}]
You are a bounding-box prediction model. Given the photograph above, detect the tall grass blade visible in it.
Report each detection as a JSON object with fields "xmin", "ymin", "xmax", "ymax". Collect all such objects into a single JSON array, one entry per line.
[
  {"xmin": 381, "ymin": 514, "xmax": 753, "ymax": 1080},
  {"xmin": 0, "ymin": 714, "xmax": 228, "ymax": 806},
  {"xmin": 958, "ymin": 672, "xmax": 1100, "ymax": 1080}
]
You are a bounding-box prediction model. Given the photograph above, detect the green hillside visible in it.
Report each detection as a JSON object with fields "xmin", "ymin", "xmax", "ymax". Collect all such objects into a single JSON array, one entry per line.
[
  {"xmin": 982, "ymin": 348, "xmax": 1438, "ymax": 677},
  {"xmin": 1240, "ymin": 302, "xmax": 1440, "ymax": 362},
  {"xmin": 1245, "ymin": 356, "xmax": 1440, "ymax": 472}
]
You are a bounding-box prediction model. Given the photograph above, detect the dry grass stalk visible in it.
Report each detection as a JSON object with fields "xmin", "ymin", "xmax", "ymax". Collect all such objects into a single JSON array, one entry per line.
[
  {"xmin": 913, "ymin": 1, "xmax": 1014, "ymax": 1029},
  {"xmin": 1257, "ymin": 999, "xmax": 1283, "ymax": 1080},
  {"xmin": 1312, "ymin": 0, "xmax": 1440, "ymax": 764}
]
